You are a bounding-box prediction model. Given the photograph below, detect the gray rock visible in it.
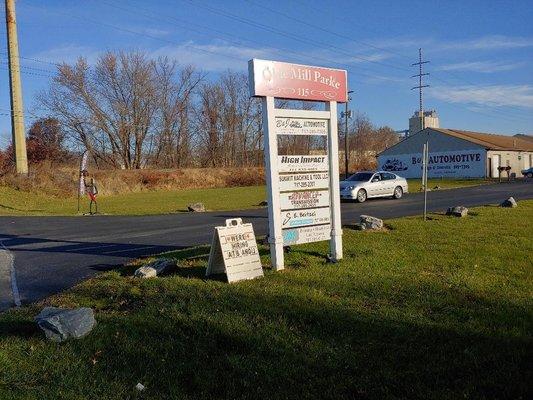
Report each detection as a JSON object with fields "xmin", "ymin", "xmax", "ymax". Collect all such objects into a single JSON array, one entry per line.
[
  {"xmin": 500, "ymin": 197, "xmax": 518, "ymax": 208},
  {"xmin": 446, "ymin": 206, "xmax": 468, "ymax": 217},
  {"xmin": 359, "ymin": 215, "xmax": 383, "ymax": 230},
  {"xmin": 187, "ymin": 202, "xmax": 206, "ymax": 212},
  {"xmin": 134, "ymin": 266, "xmax": 157, "ymax": 278},
  {"xmin": 134, "ymin": 259, "xmax": 175, "ymax": 278},
  {"xmin": 35, "ymin": 307, "xmax": 96, "ymax": 342}
]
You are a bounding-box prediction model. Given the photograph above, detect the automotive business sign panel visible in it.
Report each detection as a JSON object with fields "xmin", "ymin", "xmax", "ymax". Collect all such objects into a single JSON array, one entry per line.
[
  {"xmin": 275, "ymin": 117, "xmax": 328, "ymax": 136},
  {"xmin": 249, "ymin": 59, "xmax": 348, "ymax": 102},
  {"xmin": 280, "ymin": 190, "xmax": 330, "ymax": 210},
  {"xmin": 378, "ymin": 149, "xmax": 486, "ymax": 178}
]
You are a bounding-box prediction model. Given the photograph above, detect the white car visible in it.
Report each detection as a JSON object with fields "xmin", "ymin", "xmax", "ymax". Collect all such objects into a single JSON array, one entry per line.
[{"xmin": 340, "ymin": 171, "xmax": 408, "ymax": 202}]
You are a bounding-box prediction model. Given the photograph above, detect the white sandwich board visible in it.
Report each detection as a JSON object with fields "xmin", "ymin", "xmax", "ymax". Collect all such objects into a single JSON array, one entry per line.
[{"xmin": 206, "ymin": 218, "xmax": 263, "ymax": 283}]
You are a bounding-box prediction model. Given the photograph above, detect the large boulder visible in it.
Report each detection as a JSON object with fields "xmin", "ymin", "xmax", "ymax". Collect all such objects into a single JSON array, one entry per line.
[
  {"xmin": 500, "ymin": 197, "xmax": 518, "ymax": 208},
  {"xmin": 35, "ymin": 307, "xmax": 96, "ymax": 342},
  {"xmin": 446, "ymin": 206, "xmax": 468, "ymax": 217},
  {"xmin": 134, "ymin": 259, "xmax": 175, "ymax": 278},
  {"xmin": 187, "ymin": 203, "xmax": 206, "ymax": 212},
  {"xmin": 358, "ymin": 215, "xmax": 384, "ymax": 230}
]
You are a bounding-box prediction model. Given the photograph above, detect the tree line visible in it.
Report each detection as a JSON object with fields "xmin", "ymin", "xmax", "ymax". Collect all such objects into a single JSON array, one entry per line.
[{"xmin": 1, "ymin": 50, "xmax": 399, "ymax": 171}]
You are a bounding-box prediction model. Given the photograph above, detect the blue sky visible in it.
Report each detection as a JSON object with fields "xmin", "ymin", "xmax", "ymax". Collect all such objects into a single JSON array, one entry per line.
[{"xmin": 0, "ymin": 0, "xmax": 532, "ymax": 148}]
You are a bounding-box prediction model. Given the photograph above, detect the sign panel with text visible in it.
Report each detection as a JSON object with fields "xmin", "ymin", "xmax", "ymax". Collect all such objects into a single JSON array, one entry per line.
[
  {"xmin": 377, "ymin": 149, "xmax": 486, "ymax": 178},
  {"xmin": 281, "ymin": 207, "xmax": 330, "ymax": 229},
  {"xmin": 275, "ymin": 117, "xmax": 328, "ymax": 136},
  {"xmin": 280, "ymin": 190, "xmax": 329, "ymax": 210},
  {"xmin": 206, "ymin": 218, "xmax": 263, "ymax": 283},
  {"xmin": 282, "ymin": 224, "xmax": 331, "ymax": 246},
  {"xmin": 279, "ymin": 172, "xmax": 329, "ymax": 191},
  {"xmin": 278, "ymin": 155, "xmax": 328, "ymax": 173},
  {"xmin": 249, "ymin": 59, "xmax": 347, "ymax": 102}
]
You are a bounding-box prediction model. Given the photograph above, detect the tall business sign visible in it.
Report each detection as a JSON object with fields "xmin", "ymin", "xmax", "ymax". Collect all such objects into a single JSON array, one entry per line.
[{"xmin": 249, "ymin": 59, "xmax": 347, "ymax": 270}]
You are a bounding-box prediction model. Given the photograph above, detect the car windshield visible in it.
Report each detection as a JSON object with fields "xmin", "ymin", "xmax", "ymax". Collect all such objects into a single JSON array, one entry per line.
[{"xmin": 347, "ymin": 172, "xmax": 373, "ymax": 182}]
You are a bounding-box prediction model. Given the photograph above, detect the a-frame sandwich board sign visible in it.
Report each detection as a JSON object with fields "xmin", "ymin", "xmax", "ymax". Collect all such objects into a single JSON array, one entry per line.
[{"xmin": 206, "ymin": 218, "xmax": 263, "ymax": 283}]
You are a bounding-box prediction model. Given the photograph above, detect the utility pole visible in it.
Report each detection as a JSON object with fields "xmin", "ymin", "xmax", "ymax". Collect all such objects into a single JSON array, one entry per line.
[
  {"xmin": 411, "ymin": 48, "xmax": 430, "ymax": 133},
  {"xmin": 411, "ymin": 48, "xmax": 430, "ymax": 220},
  {"xmin": 341, "ymin": 90, "xmax": 353, "ymax": 179},
  {"xmin": 5, "ymin": 0, "xmax": 28, "ymax": 174}
]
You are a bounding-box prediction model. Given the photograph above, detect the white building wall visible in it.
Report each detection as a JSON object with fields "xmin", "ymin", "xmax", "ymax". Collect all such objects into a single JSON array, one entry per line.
[
  {"xmin": 487, "ymin": 150, "xmax": 533, "ymax": 178},
  {"xmin": 378, "ymin": 128, "xmax": 486, "ymax": 178}
]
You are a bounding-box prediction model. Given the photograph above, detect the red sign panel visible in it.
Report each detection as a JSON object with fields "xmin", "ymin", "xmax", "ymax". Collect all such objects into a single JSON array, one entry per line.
[{"xmin": 248, "ymin": 59, "xmax": 348, "ymax": 102}]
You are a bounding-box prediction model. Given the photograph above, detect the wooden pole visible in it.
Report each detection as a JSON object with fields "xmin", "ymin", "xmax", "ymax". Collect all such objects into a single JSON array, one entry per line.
[{"xmin": 5, "ymin": 0, "xmax": 28, "ymax": 174}]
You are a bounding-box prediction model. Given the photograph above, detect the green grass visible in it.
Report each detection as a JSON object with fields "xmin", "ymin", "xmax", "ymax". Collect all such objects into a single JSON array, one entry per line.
[
  {"xmin": 1, "ymin": 202, "xmax": 531, "ymax": 399},
  {"xmin": 0, "ymin": 185, "xmax": 267, "ymax": 216},
  {"xmin": 0, "ymin": 178, "xmax": 489, "ymax": 216},
  {"xmin": 407, "ymin": 177, "xmax": 489, "ymax": 192}
]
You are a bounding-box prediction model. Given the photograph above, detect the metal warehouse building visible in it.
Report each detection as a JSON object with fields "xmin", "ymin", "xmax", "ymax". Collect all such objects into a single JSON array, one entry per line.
[{"xmin": 377, "ymin": 128, "xmax": 533, "ymax": 178}]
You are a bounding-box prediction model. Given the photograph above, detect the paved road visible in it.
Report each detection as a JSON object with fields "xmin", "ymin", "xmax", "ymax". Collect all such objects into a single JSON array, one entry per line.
[{"xmin": 1, "ymin": 181, "xmax": 532, "ymax": 310}]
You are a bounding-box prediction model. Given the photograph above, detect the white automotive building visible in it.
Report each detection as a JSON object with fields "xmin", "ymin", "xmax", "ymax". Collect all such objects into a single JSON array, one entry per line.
[{"xmin": 377, "ymin": 128, "xmax": 533, "ymax": 178}]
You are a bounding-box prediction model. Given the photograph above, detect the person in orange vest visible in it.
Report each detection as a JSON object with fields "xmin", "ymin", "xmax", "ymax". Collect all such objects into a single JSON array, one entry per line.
[{"xmin": 82, "ymin": 169, "xmax": 98, "ymax": 214}]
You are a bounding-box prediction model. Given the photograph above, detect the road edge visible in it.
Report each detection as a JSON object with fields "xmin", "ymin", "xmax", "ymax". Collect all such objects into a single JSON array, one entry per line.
[{"xmin": 0, "ymin": 247, "xmax": 20, "ymax": 311}]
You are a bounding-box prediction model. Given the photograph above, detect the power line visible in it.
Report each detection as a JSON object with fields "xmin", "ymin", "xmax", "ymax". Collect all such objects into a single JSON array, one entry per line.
[
  {"xmin": 183, "ymin": 0, "xmax": 412, "ymax": 74},
  {"xmin": 181, "ymin": 0, "xmax": 531, "ymax": 124},
  {"xmin": 12, "ymin": 1, "xmax": 533, "ymax": 126},
  {"xmin": 99, "ymin": 0, "xmax": 399, "ymax": 85},
  {"xmin": 240, "ymin": 0, "xmax": 532, "ymax": 121},
  {"xmin": 0, "ymin": 60, "xmax": 55, "ymax": 74}
]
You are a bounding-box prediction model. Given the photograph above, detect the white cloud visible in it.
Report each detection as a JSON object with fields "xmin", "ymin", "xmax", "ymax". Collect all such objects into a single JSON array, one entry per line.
[
  {"xmin": 150, "ymin": 41, "xmax": 277, "ymax": 71},
  {"xmin": 31, "ymin": 45, "xmax": 101, "ymax": 65},
  {"xmin": 362, "ymin": 35, "xmax": 533, "ymax": 53},
  {"xmin": 436, "ymin": 61, "xmax": 525, "ymax": 73},
  {"xmin": 428, "ymin": 85, "xmax": 533, "ymax": 109},
  {"xmin": 345, "ymin": 52, "xmax": 392, "ymax": 64},
  {"xmin": 439, "ymin": 35, "xmax": 533, "ymax": 51},
  {"xmin": 141, "ymin": 28, "xmax": 171, "ymax": 38}
]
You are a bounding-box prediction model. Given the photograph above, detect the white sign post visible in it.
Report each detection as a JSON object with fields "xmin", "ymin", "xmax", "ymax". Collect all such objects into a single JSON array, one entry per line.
[{"xmin": 249, "ymin": 59, "xmax": 347, "ymax": 270}]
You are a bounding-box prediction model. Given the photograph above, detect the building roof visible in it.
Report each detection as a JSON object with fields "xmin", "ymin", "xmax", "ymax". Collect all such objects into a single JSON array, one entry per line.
[
  {"xmin": 429, "ymin": 128, "xmax": 533, "ymax": 151},
  {"xmin": 514, "ymin": 134, "xmax": 533, "ymax": 143}
]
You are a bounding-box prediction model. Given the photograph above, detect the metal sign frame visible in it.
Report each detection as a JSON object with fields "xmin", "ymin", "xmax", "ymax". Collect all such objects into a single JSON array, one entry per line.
[{"xmin": 260, "ymin": 96, "xmax": 343, "ymax": 271}]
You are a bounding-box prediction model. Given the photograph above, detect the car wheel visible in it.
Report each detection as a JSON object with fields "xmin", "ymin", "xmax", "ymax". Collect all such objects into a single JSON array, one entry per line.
[
  {"xmin": 527, "ymin": 172, "xmax": 533, "ymax": 178},
  {"xmin": 356, "ymin": 189, "xmax": 367, "ymax": 203},
  {"xmin": 393, "ymin": 186, "xmax": 403, "ymax": 199}
]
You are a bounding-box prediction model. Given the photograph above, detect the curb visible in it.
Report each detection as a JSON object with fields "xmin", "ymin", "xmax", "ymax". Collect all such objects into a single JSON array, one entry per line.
[{"xmin": 0, "ymin": 248, "xmax": 20, "ymax": 311}]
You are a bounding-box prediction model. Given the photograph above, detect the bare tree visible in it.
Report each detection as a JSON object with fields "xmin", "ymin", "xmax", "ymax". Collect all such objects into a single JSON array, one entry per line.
[
  {"xmin": 39, "ymin": 51, "xmax": 202, "ymax": 169},
  {"xmin": 194, "ymin": 71, "xmax": 261, "ymax": 167}
]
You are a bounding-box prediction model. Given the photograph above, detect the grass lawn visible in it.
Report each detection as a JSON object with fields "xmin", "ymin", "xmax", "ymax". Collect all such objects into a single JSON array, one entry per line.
[
  {"xmin": 407, "ymin": 177, "xmax": 489, "ymax": 192},
  {"xmin": 0, "ymin": 178, "xmax": 489, "ymax": 216},
  {"xmin": 1, "ymin": 201, "xmax": 531, "ymax": 399},
  {"xmin": 0, "ymin": 185, "xmax": 267, "ymax": 216}
]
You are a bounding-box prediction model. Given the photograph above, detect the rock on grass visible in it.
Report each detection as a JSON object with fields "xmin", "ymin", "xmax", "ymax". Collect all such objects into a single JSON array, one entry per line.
[{"xmin": 35, "ymin": 307, "xmax": 96, "ymax": 342}]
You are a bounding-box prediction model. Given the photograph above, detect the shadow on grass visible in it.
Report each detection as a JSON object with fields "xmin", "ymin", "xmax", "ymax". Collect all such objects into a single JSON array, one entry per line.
[
  {"xmin": 0, "ymin": 203, "xmax": 45, "ymax": 213},
  {"xmin": 29, "ymin": 281, "xmax": 528, "ymax": 400},
  {"xmin": 0, "ymin": 314, "xmax": 40, "ymax": 338}
]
